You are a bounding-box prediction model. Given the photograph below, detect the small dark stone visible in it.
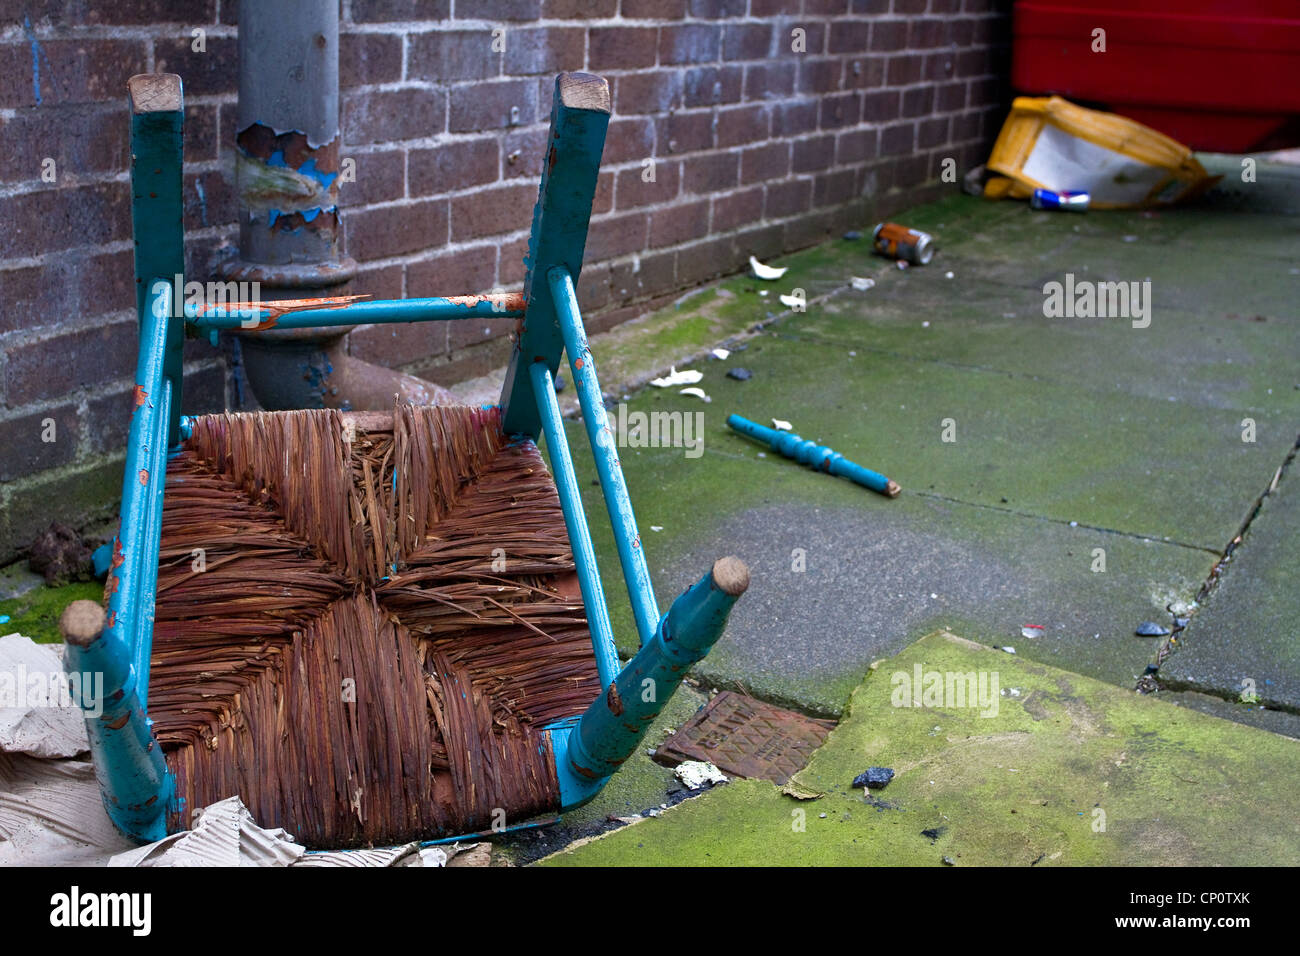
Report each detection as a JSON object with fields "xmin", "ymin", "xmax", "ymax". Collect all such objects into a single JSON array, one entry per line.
[
  {"xmin": 28, "ymin": 522, "xmax": 93, "ymax": 587},
  {"xmin": 1172, "ymin": 615, "xmax": 1190, "ymax": 629},
  {"xmin": 726, "ymin": 367, "xmax": 753, "ymax": 381},
  {"xmin": 852, "ymin": 767, "xmax": 894, "ymax": 789},
  {"xmin": 921, "ymin": 826, "xmax": 947, "ymax": 843},
  {"xmin": 554, "ymin": 373, "xmax": 565, "ymax": 392},
  {"xmin": 843, "ymin": 230, "xmax": 863, "ymax": 241},
  {"xmin": 1136, "ymin": 621, "xmax": 1171, "ymax": 637},
  {"xmin": 591, "ymin": 479, "xmax": 600, "ymax": 486}
]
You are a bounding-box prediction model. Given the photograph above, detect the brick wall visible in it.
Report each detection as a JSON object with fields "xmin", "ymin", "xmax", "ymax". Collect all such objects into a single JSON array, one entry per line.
[{"xmin": 0, "ymin": 0, "xmax": 1010, "ymax": 561}]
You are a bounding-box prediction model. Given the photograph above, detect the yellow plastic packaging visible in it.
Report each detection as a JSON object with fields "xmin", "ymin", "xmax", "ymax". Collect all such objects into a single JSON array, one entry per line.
[{"xmin": 985, "ymin": 96, "xmax": 1221, "ymax": 208}]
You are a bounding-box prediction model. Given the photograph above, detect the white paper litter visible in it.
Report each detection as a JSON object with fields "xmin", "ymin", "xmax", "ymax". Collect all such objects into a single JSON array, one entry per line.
[
  {"xmin": 778, "ymin": 293, "xmax": 803, "ymax": 308},
  {"xmin": 109, "ymin": 796, "xmax": 307, "ymax": 867},
  {"xmin": 650, "ymin": 366, "xmax": 703, "ymax": 388},
  {"xmin": 850, "ymin": 276, "xmax": 875, "ymax": 291},
  {"xmin": 711, "ymin": 347, "xmax": 730, "ymax": 360},
  {"xmin": 771, "ymin": 419, "xmax": 793, "ymax": 431},
  {"xmin": 678, "ymin": 386, "xmax": 711, "ymax": 403},
  {"xmin": 0, "ymin": 634, "xmax": 89, "ymax": 759},
  {"xmin": 674, "ymin": 761, "xmax": 728, "ymax": 790},
  {"xmin": 748, "ymin": 255, "xmax": 787, "ymax": 280}
]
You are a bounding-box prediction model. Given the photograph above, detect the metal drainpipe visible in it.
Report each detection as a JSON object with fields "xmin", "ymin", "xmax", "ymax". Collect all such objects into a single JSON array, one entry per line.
[{"xmin": 218, "ymin": 0, "xmax": 451, "ymax": 411}]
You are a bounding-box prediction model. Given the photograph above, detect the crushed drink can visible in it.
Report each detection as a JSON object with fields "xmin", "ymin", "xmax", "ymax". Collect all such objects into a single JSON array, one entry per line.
[
  {"xmin": 1030, "ymin": 188, "xmax": 1090, "ymax": 212},
  {"xmin": 871, "ymin": 222, "xmax": 935, "ymax": 266}
]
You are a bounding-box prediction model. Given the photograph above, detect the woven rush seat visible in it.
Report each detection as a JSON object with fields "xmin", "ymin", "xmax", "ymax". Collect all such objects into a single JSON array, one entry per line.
[{"xmin": 147, "ymin": 404, "xmax": 598, "ymax": 847}]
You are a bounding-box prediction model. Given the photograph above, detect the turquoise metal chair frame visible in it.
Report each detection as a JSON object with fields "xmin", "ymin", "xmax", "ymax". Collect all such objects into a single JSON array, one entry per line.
[{"xmin": 66, "ymin": 72, "xmax": 748, "ymax": 844}]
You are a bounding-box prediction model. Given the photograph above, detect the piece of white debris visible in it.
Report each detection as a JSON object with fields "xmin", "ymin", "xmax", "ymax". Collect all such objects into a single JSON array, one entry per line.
[
  {"xmin": 674, "ymin": 760, "xmax": 729, "ymax": 790},
  {"xmin": 748, "ymin": 255, "xmax": 788, "ymax": 280},
  {"xmin": 945, "ymin": 271, "xmax": 954, "ymax": 279},
  {"xmin": 650, "ymin": 366, "xmax": 703, "ymax": 388},
  {"xmin": 711, "ymin": 347, "xmax": 731, "ymax": 360},
  {"xmin": 1001, "ymin": 646, "xmax": 1016, "ymax": 654},
  {"xmin": 771, "ymin": 418, "xmax": 793, "ymax": 431},
  {"xmin": 650, "ymin": 526, "xmax": 664, "ymax": 532},
  {"xmin": 850, "ymin": 276, "xmax": 875, "ymax": 291},
  {"xmin": 778, "ymin": 293, "xmax": 804, "ymax": 308},
  {"xmin": 758, "ymin": 289, "xmax": 769, "ymax": 297},
  {"xmin": 678, "ymin": 386, "xmax": 711, "ymax": 403},
  {"xmin": 922, "ymin": 320, "xmax": 930, "ymax": 327},
  {"xmin": 1020, "ymin": 625, "xmax": 1044, "ymax": 639}
]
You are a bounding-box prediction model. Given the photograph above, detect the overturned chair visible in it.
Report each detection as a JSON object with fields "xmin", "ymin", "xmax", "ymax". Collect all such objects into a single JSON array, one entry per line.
[{"xmin": 63, "ymin": 71, "xmax": 748, "ymax": 848}]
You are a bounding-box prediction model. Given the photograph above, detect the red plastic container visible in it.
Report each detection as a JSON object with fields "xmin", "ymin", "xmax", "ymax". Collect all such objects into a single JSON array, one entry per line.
[{"xmin": 1013, "ymin": 1, "xmax": 1300, "ymax": 152}]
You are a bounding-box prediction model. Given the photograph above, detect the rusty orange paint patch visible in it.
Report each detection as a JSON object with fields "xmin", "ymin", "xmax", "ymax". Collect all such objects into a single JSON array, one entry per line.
[
  {"xmin": 138, "ymin": 469, "xmax": 149, "ymax": 486},
  {"xmin": 133, "ymin": 385, "xmax": 148, "ymax": 407}
]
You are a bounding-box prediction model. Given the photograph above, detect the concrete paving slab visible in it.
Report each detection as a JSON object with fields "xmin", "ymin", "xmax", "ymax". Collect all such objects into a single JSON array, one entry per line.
[
  {"xmin": 1162, "ymin": 456, "xmax": 1300, "ymax": 710},
  {"xmin": 541, "ymin": 631, "xmax": 1300, "ymax": 866}
]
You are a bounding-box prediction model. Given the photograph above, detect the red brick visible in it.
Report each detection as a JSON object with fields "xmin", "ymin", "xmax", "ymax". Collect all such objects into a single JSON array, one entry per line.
[
  {"xmin": 743, "ymin": 62, "xmax": 796, "ymax": 100},
  {"xmin": 649, "ymin": 199, "xmax": 709, "ymax": 248},
  {"xmin": 764, "ymin": 179, "xmax": 811, "ymax": 219},
  {"xmin": 682, "ymin": 65, "xmax": 743, "ymax": 108},
  {"xmin": 770, "ymin": 99, "xmax": 818, "ymax": 137},
  {"xmin": 341, "ymin": 31, "xmax": 403, "ymax": 88},
  {"xmin": 819, "ymin": 91, "xmax": 860, "ymax": 128},
  {"xmin": 827, "ymin": 20, "xmax": 871, "ymax": 54},
  {"xmin": 586, "ymin": 212, "xmax": 648, "ymax": 260},
  {"xmin": 659, "ymin": 24, "xmax": 722, "ymax": 65},
  {"xmin": 806, "ymin": 0, "xmax": 850, "ymax": 12},
  {"xmin": 498, "ymin": 234, "xmax": 532, "ymax": 285},
  {"xmin": 502, "ymin": 126, "xmax": 550, "ymax": 180},
  {"xmin": 183, "ymin": 169, "xmax": 236, "ymax": 231},
  {"xmin": 589, "ymin": 28, "xmax": 659, "ymax": 71},
  {"xmin": 408, "ymin": 243, "xmax": 498, "ymax": 297},
  {"xmin": 902, "ymin": 86, "xmax": 935, "ymax": 118},
  {"xmin": 798, "ymin": 58, "xmax": 843, "ymax": 95},
  {"xmin": 616, "ymin": 161, "xmax": 681, "ymax": 209},
  {"xmin": 870, "ymin": 20, "xmax": 908, "ymax": 52},
  {"xmin": 5, "ymin": 318, "xmax": 138, "ymax": 404},
  {"xmin": 621, "ymin": 0, "xmax": 686, "ymax": 16},
  {"xmin": 887, "ymin": 54, "xmax": 924, "ymax": 86},
  {"xmin": 0, "ymin": 249, "xmax": 132, "ymax": 333},
  {"xmin": 0, "ymin": 104, "xmax": 126, "ymax": 183},
  {"xmin": 350, "ymin": 0, "xmax": 451, "ymax": 20},
  {"xmin": 844, "ymin": 55, "xmax": 888, "ymax": 89},
  {"xmin": 682, "ymin": 152, "xmax": 739, "ymax": 194},
  {"xmin": 338, "ymin": 149, "xmax": 407, "ymax": 208},
  {"xmin": 862, "ymin": 89, "xmax": 900, "ymax": 122},
  {"xmin": 813, "ymin": 169, "xmax": 857, "ymax": 207},
  {"xmin": 0, "ymin": 181, "xmax": 130, "ymax": 259},
  {"xmin": 710, "ymin": 185, "xmax": 764, "ymax": 232},
  {"xmin": 740, "ymin": 142, "xmax": 789, "ymax": 184},
  {"xmin": 615, "ymin": 71, "xmax": 683, "ymax": 115},
  {"xmin": 917, "ymin": 116, "xmax": 951, "ymax": 149},
  {"xmin": 0, "ymin": 405, "xmax": 79, "ymax": 482},
  {"xmin": 154, "ymin": 36, "xmax": 239, "ymax": 97},
  {"xmin": 410, "ymin": 29, "xmax": 500, "ymax": 83},
  {"xmin": 676, "ymin": 234, "xmax": 743, "ymax": 286},
  {"xmin": 690, "ymin": 0, "xmax": 747, "ymax": 15},
  {"xmin": 449, "ymin": 183, "xmax": 534, "ymax": 241},
  {"xmin": 925, "ymin": 53, "xmax": 959, "ymax": 82},
  {"xmin": 409, "ymin": 137, "xmax": 500, "ymax": 194},
  {"xmin": 910, "ymin": 19, "xmax": 951, "ymax": 48},
  {"xmin": 880, "ymin": 122, "xmax": 915, "ymax": 156},
  {"xmin": 791, "ymin": 134, "xmax": 835, "ymax": 174},
  {"xmin": 0, "ymin": 39, "xmax": 148, "ymax": 108},
  {"xmin": 716, "ymin": 104, "xmax": 771, "ymax": 148},
  {"xmin": 345, "ymin": 88, "xmax": 446, "ymax": 144},
  {"xmin": 592, "ymin": 169, "xmax": 614, "ymax": 215},
  {"xmin": 542, "ymin": 0, "xmax": 617, "ymax": 15},
  {"xmin": 346, "ymin": 198, "xmax": 448, "ymax": 260},
  {"xmin": 185, "ymin": 103, "xmax": 219, "ymax": 164},
  {"xmin": 350, "ymin": 320, "xmax": 447, "ymax": 370},
  {"xmin": 603, "ymin": 117, "xmax": 655, "ymax": 165},
  {"xmin": 608, "ymin": 251, "xmax": 676, "ymax": 304},
  {"xmin": 663, "ymin": 111, "xmax": 713, "ymax": 154},
  {"xmin": 507, "ymin": 26, "xmax": 586, "ymax": 75},
  {"xmin": 723, "ymin": 23, "xmax": 774, "ymax": 61},
  {"xmin": 835, "ymin": 128, "xmax": 877, "ymax": 165},
  {"xmin": 449, "ymin": 79, "xmax": 538, "ymax": 132}
]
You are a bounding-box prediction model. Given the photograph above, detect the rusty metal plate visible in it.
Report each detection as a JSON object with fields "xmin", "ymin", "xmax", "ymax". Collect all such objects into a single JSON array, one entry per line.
[{"xmin": 655, "ymin": 691, "xmax": 836, "ymax": 785}]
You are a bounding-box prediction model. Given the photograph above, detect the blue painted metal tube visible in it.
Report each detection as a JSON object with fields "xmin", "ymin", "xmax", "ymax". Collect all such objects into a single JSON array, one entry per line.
[
  {"xmin": 553, "ymin": 556, "xmax": 749, "ymax": 808},
  {"xmin": 186, "ymin": 294, "xmax": 524, "ymax": 330},
  {"xmin": 105, "ymin": 280, "xmax": 173, "ymax": 692},
  {"xmin": 726, "ymin": 414, "xmax": 901, "ymax": 498},
  {"xmin": 62, "ymin": 601, "xmax": 173, "ymax": 843},
  {"xmin": 529, "ymin": 360, "xmax": 620, "ymax": 689},
  {"xmin": 548, "ymin": 265, "xmax": 661, "ymax": 647}
]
